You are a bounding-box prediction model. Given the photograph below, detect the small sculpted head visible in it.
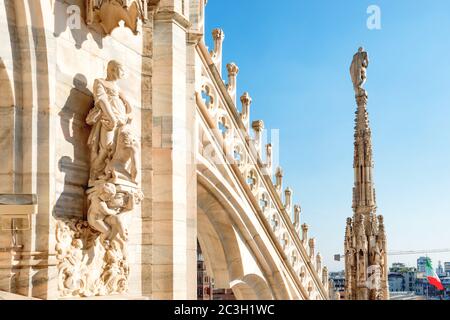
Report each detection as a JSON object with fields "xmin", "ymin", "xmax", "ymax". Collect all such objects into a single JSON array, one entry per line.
[
  {"xmin": 108, "ymin": 193, "xmax": 126, "ymax": 209},
  {"xmin": 100, "ymin": 183, "xmax": 117, "ymax": 202},
  {"xmin": 107, "ymin": 60, "xmax": 125, "ymax": 81}
]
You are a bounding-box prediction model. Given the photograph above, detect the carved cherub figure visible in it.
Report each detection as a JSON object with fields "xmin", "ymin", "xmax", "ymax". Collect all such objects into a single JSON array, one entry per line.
[
  {"xmin": 105, "ymin": 192, "xmax": 130, "ymax": 243},
  {"xmin": 105, "ymin": 190, "xmax": 143, "ymax": 244},
  {"xmin": 62, "ymin": 239, "xmax": 88, "ymax": 294},
  {"xmin": 101, "ymin": 241, "xmax": 129, "ymax": 293},
  {"xmin": 87, "ymin": 182, "xmax": 119, "ymax": 239}
]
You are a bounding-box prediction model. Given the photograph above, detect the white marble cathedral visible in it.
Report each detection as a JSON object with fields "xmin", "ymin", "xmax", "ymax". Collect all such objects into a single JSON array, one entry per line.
[{"xmin": 0, "ymin": 0, "xmax": 330, "ymax": 300}]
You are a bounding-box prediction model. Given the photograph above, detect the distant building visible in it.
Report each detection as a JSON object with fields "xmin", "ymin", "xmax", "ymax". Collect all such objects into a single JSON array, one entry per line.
[
  {"xmin": 388, "ymin": 273, "xmax": 405, "ymax": 292},
  {"xmin": 441, "ymin": 277, "xmax": 450, "ymax": 297},
  {"xmin": 444, "ymin": 262, "xmax": 450, "ymax": 276},
  {"xmin": 415, "ymin": 275, "xmax": 439, "ymax": 297},
  {"xmin": 388, "ymin": 263, "xmax": 417, "ymax": 292},
  {"xmin": 329, "ymin": 271, "xmax": 345, "ymax": 299},
  {"xmin": 417, "ymin": 257, "xmax": 428, "ymax": 273},
  {"xmin": 415, "ymin": 261, "xmax": 449, "ymax": 299},
  {"xmin": 437, "ymin": 261, "xmax": 445, "ymax": 277},
  {"xmin": 197, "ymin": 243, "xmax": 214, "ymax": 300}
]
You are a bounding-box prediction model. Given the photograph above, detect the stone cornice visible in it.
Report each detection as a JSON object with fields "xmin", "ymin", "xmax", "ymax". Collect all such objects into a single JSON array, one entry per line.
[{"xmin": 153, "ymin": 9, "xmax": 192, "ymax": 31}]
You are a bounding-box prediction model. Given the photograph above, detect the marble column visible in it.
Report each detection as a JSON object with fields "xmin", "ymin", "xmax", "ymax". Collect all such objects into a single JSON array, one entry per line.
[{"xmin": 151, "ymin": 0, "xmax": 197, "ymax": 299}]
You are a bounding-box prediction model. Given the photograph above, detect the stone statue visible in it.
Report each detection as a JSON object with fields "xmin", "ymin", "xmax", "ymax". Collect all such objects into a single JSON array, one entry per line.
[
  {"xmin": 58, "ymin": 239, "xmax": 88, "ymax": 296},
  {"xmin": 101, "ymin": 241, "xmax": 129, "ymax": 294},
  {"xmin": 104, "ymin": 189, "xmax": 143, "ymax": 249},
  {"xmin": 347, "ymin": 248, "xmax": 356, "ymax": 268},
  {"xmin": 358, "ymin": 252, "xmax": 366, "ymax": 280},
  {"xmin": 56, "ymin": 60, "xmax": 143, "ymax": 298},
  {"xmin": 104, "ymin": 126, "xmax": 140, "ymax": 185},
  {"xmin": 350, "ymin": 47, "xmax": 369, "ymax": 96},
  {"xmin": 86, "ymin": 60, "xmax": 133, "ymax": 185},
  {"xmin": 87, "ymin": 182, "xmax": 119, "ymax": 239},
  {"xmin": 370, "ymin": 241, "xmax": 381, "ymax": 266}
]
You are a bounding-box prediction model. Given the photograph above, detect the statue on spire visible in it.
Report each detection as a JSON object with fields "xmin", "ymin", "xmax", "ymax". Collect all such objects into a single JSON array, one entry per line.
[
  {"xmin": 350, "ymin": 47, "xmax": 369, "ymax": 96},
  {"xmin": 344, "ymin": 49, "xmax": 389, "ymax": 300}
]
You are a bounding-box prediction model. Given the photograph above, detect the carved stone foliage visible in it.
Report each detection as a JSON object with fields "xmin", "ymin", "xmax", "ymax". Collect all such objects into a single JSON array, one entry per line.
[
  {"xmin": 56, "ymin": 219, "xmax": 129, "ymax": 297},
  {"xmin": 56, "ymin": 60, "xmax": 143, "ymax": 298},
  {"xmin": 86, "ymin": 0, "xmax": 149, "ymax": 35}
]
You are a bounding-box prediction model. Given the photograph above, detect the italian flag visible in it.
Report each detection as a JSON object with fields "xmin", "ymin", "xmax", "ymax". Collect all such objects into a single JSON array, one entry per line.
[{"xmin": 425, "ymin": 258, "xmax": 444, "ymax": 291}]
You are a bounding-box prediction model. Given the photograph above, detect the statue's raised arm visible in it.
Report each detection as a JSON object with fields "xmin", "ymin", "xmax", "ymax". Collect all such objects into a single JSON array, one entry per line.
[{"xmin": 350, "ymin": 47, "xmax": 369, "ymax": 96}]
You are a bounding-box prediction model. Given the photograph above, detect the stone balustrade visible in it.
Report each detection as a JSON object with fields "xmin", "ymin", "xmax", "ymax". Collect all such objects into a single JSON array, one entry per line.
[{"xmin": 195, "ymin": 28, "xmax": 329, "ymax": 298}]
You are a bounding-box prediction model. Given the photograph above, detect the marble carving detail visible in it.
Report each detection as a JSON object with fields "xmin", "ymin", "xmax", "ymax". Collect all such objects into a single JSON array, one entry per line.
[
  {"xmin": 86, "ymin": 0, "xmax": 149, "ymax": 35},
  {"xmin": 56, "ymin": 60, "xmax": 143, "ymax": 298}
]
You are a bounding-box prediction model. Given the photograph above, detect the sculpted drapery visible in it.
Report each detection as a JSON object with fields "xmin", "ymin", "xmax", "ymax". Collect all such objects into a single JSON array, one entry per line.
[
  {"xmin": 350, "ymin": 47, "xmax": 369, "ymax": 96},
  {"xmin": 56, "ymin": 60, "xmax": 143, "ymax": 297}
]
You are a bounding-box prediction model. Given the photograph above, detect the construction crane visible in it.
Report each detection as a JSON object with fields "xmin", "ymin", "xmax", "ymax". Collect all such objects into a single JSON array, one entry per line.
[{"xmin": 334, "ymin": 248, "xmax": 450, "ymax": 261}]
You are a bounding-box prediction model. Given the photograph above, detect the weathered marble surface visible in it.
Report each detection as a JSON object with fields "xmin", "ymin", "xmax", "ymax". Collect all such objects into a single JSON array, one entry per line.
[
  {"xmin": 55, "ymin": 60, "xmax": 143, "ymax": 298},
  {"xmin": 0, "ymin": 0, "xmax": 331, "ymax": 301}
]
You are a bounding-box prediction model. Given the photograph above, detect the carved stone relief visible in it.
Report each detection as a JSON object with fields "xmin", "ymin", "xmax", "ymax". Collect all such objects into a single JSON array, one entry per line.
[
  {"xmin": 86, "ymin": 0, "xmax": 149, "ymax": 35},
  {"xmin": 56, "ymin": 60, "xmax": 143, "ymax": 298}
]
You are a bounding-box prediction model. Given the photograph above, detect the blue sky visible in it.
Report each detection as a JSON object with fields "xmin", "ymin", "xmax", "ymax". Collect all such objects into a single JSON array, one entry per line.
[{"xmin": 205, "ymin": 0, "xmax": 450, "ymax": 271}]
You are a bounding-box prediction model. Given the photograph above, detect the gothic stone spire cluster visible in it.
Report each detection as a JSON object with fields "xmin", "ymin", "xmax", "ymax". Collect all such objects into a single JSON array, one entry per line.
[{"xmin": 344, "ymin": 48, "xmax": 389, "ymax": 300}]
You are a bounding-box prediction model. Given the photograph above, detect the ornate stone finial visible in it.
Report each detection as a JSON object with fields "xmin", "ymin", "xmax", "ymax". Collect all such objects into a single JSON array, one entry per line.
[
  {"xmin": 227, "ymin": 62, "xmax": 239, "ymax": 76},
  {"xmin": 252, "ymin": 120, "xmax": 264, "ymax": 132},
  {"xmin": 210, "ymin": 28, "xmax": 225, "ymax": 75},
  {"xmin": 345, "ymin": 217, "xmax": 352, "ymax": 232},
  {"xmin": 240, "ymin": 92, "xmax": 252, "ymax": 130},
  {"xmin": 309, "ymin": 238, "xmax": 316, "ymax": 259},
  {"xmin": 293, "ymin": 204, "xmax": 301, "ymax": 230},
  {"xmin": 284, "ymin": 187, "xmax": 293, "ymax": 213},
  {"xmin": 345, "ymin": 217, "xmax": 353, "ymax": 245},
  {"xmin": 252, "ymin": 120, "xmax": 265, "ymax": 156},
  {"xmin": 377, "ymin": 215, "xmax": 386, "ymax": 240},
  {"xmin": 322, "ymin": 266, "xmax": 329, "ymax": 287},
  {"xmin": 316, "ymin": 253, "xmax": 322, "ymax": 272},
  {"xmin": 301, "ymin": 223, "xmax": 309, "ymax": 245},
  {"xmin": 264, "ymin": 144, "xmax": 273, "ymax": 177},
  {"xmin": 226, "ymin": 62, "xmax": 239, "ymax": 106},
  {"xmin": 212, "ymin": 28, "xmax": 225, "ymax": 42},
  {"xmin": 275, "ymin": 167, "xmax": 283, "ymax": 196},
  {"xmin": 350, "ymin": 47, "xmax": 369, "ymax": 97}
]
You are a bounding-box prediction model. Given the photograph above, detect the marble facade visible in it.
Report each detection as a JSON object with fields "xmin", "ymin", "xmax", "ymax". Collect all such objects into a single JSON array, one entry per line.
[{"xmin": 0, "ymin": 0, "xmax": 329, "ymax": 300}]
